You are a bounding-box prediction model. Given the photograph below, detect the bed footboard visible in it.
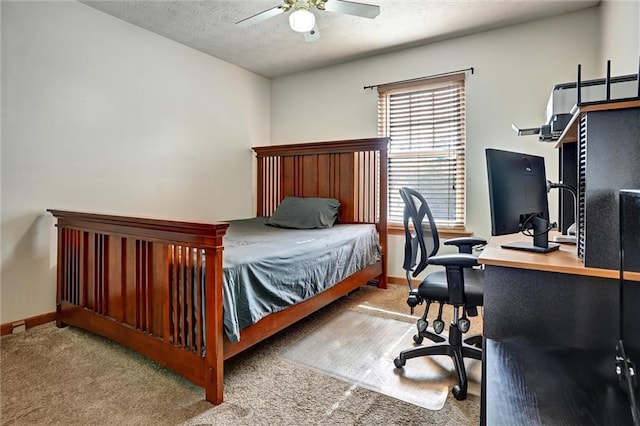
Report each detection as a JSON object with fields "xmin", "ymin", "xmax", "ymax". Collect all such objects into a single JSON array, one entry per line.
[{"xmin": 47, "ymin": 210, "xmax": 229, "ymax": 405}]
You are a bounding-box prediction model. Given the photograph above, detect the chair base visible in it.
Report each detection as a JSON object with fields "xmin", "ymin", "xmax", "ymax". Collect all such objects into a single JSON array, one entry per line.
[
  {"xmin": 413, "ymin": 329, "xmax": 446, "ymax": 345},
  {"xmin": 393, "ymin": 323, "xmax": 482, "ymax": 400}
]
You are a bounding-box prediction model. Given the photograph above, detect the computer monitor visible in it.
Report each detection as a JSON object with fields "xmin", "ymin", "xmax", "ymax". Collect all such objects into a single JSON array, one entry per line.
[{"xmin": 485, "ymin": 148, "xmax": 559, "ymax": 253}]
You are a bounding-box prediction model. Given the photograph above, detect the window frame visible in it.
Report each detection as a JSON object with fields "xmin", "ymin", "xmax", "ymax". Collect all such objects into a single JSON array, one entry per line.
[{"xmin": 377, "ymin": 72, "xmax": 467, "ymax": 232}]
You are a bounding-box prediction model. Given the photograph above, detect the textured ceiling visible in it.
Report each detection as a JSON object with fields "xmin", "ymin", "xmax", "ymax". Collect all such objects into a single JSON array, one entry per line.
[{"xmin": 81, "ymin": 0, "xmax": 600, "ymax": 78}]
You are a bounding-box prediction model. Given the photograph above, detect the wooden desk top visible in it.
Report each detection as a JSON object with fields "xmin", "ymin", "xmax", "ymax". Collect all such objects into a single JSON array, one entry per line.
[{"xmin": 478, "ymin": 232, "xmax": 640, "ymax": 281}]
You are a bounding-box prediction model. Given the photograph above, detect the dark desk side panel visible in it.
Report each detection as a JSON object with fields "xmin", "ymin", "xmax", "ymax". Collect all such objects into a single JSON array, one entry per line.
[
  {"xmin": 484, "ymin": 339, "xmax": 634, "ymax": 426},
  {"xmin": 584, "ymin": 108, "xmax": 640, "ymax": 270},
  {"xmin": 484, "ymin": 266, "xmax": 618, "ymax": 350}
]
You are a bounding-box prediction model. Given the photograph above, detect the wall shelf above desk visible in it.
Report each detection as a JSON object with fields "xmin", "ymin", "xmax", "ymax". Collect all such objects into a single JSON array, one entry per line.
[
  {"xmin": 554, "ymin": 99, "xmax": 640, "ymax": 147},
  {"xmin": 550, "ymin": 101, "xmax": 640, "ymax": 270}
]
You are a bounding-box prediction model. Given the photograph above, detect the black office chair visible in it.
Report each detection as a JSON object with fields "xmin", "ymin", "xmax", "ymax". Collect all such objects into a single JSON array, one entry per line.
[{"xmin": 393, "ymin": 187, "xmax": 486, "ymax": 400}]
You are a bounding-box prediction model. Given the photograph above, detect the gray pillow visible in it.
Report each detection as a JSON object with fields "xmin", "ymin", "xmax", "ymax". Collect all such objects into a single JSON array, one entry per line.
[{"xmin": 267, "ymin": 196, "xmax": 340, "ymax": 229}]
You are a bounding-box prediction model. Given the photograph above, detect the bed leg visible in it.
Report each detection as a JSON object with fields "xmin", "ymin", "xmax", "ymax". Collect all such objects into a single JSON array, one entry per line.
[
  {"xmin": 205, "ymin": 367, "xmax": 223, "ymax": 405},
  {"xmin": 379, "ymin": 278, "xmax": 388, "ymax": 289},
  {"xmin": 204, "ymin": 245, "xmax": 225, "ymax": 405},
  {"xmin": 55, "ymin": 304, "xmax": 68, "ymax": 328},
  {"xmin": 367, "ymin": 276, "xmax": 388, "ymax": 289}
]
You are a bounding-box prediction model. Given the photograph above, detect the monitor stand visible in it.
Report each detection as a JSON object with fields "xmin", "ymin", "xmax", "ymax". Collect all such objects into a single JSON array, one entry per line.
[
  {"xmin": 501, "ymin": 241, "xmax": 560, "ymax": 253},
  {"xmin": 501, "ymin": 216, "xmax": 560, "ymax": 253}
]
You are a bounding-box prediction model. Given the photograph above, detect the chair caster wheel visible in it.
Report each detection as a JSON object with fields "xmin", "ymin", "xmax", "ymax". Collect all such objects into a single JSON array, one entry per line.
[
  {"xmin": 452, "ymin": 385, "xmax": 467, "ymax": 400},
  {"xmin": 417, "ymin": 319, "xmax": 428, "ymax": 333},
  {"xmin": 413, "ymin": 334, "xmax": 424, "ymax": 344},
  {"xmin": 459, "ymin": 318, "xmax": 470, "ymax": 333},
  {"xmin": 433, "ymin": 319, "xmax": 445, "ymax": 334},
  {"xmin": 394, "ymin": 357, "xmax": 406, "ymax": 368}
]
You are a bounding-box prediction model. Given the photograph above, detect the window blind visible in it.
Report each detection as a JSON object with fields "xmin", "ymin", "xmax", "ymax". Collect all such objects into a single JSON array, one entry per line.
[{"xmin": 378, "ymin": 73, "xmax": 466, "ymax": 229}]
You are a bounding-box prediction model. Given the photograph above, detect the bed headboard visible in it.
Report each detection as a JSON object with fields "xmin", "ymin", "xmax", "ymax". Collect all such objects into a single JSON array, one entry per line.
[
  {"xmin": 252, "ymin": 138, "xmax": 389, "ymax": 226},
  {"xmin": 253, "ymin": 138, "xmax": 388, "ymax": 288}
]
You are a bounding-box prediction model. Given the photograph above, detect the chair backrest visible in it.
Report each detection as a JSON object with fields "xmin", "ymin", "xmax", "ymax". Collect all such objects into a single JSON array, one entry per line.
[{"xmin": 399, "ymin": 187, "xmax": 440, "ymax": 277}]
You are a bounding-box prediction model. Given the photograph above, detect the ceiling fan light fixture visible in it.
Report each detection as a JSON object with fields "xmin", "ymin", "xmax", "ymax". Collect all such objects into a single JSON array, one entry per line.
[{"xmin": 289, "ymin": 8, "xmax": 315, "ymax": 33}]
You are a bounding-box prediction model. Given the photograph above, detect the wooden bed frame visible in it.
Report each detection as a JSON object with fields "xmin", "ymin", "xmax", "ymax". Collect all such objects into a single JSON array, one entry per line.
[{"xmin": 48, "ymin": 137, "xmax": 388, "ymax": 405}]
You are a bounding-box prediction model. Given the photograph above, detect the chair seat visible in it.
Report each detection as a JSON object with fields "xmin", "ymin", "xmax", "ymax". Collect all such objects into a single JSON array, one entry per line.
[{"xmin": 418, "ymin": 268, "xmax": 484, "ymax": 306}]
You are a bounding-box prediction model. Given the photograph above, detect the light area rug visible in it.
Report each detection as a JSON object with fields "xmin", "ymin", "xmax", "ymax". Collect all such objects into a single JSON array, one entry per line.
[{"xmin": 279, "ymin": 310, "xmax": 481, "ymax": 411}]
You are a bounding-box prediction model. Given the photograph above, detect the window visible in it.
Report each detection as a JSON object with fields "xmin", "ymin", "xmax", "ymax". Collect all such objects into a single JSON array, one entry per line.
[{"xmin": 377, "ymin": 73, "xmax": 466, "ymax": 230}]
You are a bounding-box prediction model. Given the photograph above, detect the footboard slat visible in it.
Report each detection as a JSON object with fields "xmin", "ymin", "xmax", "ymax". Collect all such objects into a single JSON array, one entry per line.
[
  {"xmin": 62, "ymin": 229, "xmax": 69, "ymax": 302},
  {"xmin": 171, "ymin": 245, "xmax": 179, "ymax": 344},
  {"xmin": 135, "ymin": 240, "xmax": 151, "ymax": 332},
  {"xmin": 186, "ymin": 247, "xmax": 194, "ymax": 352},
  {"xmin": 107, "ymin": 236, "xmax": 121, "ymax": 321},
  {"xmin": 95, "ymin": 233, "xmax": 106, "ymax": 315},
  {"xmin": 196, "ymin": 250, "xmax": 204, "ymax": 355},
  {"xmin": 93, "ymin": 233, "xmax": 99, "ymax": 313},
  {"xmin": 179, "ymin": 245, "xmax": 187, "ymax": 348},
  {"xmin": 61, "ymin": 228, "xmax": 83, "ymax": 306},
  {"xmin": 150, "ymin": 243, "xmax": 167, "ymax": 337},
  {"xmin": 182, "ymin": 247, "xmax": 189, "ymax": 348},
  {"xmin": 137, "ymin": 241, "xmax": 142, "ymax": 330},
  {"xmin": 144, "ymin": 242, "xmax": 151, "ymax": 333},
  {"xmin": 166, "ymin": 245, "xmax": 206, "ymax": 354},
  {"xmin": 123, "ymin": 238, "xmax": 133, "ymax": 326}
]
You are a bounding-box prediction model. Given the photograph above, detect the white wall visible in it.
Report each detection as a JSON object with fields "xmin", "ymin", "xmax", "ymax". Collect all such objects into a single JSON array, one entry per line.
[
  {"xmin": 271, "ymin": 8, "xmax": 602, "ymax": 277},
  {"xmin": 600, "ymin": 0, "xmax": 640, "ymax": 75},
  {"xmin": 0, "ymin": 1, "xmax": 270, "ymax": 324},
  {"xmin": 3, "ymin": 1, "xmax": 638, "ymax": 324}
]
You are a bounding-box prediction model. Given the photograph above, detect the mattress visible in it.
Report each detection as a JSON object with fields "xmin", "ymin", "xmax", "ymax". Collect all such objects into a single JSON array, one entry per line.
[{"xmin": 221, "ymin": 217, "xmax": 381, "ymax": 342}]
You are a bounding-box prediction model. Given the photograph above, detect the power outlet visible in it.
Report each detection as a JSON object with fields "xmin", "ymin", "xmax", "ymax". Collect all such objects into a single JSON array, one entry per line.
[{"xmin": 11, "ymin": 321, "xmax": 26, "ymax": 334}]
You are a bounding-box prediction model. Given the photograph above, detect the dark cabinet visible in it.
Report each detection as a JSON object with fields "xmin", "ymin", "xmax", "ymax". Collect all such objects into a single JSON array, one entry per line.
[{"xmin": 558, "ymin": 102, "xmax": 640, "ymax": 270}]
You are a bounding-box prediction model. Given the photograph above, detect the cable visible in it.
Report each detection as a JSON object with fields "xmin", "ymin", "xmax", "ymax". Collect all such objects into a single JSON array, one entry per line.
[
  {"xmin": 547, "ymin": 180, "xmax": 578, "ymax": 236},
  {"xmin": 520, "ymin": 213, "xmax": 555, "ymax": 237}
]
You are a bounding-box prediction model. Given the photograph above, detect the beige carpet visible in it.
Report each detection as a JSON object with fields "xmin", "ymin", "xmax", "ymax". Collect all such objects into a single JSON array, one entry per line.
[{"xmin": 1, "ymin": 284, "xmax": 482, "ymax": 425}]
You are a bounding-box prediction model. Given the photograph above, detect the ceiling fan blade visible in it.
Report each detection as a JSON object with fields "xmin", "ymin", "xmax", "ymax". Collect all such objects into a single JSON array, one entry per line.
[
  {"xmin": 323, "ymin": 0, "xmax": 380, "ymax": 19},
  {"xmin": 304, "ymin": 23, "xmax": 320, "ymax": 42},
  {"xmin": 236, "ymin": 6, "xmax": 285, "ymax": 27}
]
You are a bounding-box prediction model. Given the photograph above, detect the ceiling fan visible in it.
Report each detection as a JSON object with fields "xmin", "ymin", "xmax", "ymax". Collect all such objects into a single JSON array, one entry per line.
[{"xmin": 236, "ymin": 0, "xmax": 380, "ymax": 41}]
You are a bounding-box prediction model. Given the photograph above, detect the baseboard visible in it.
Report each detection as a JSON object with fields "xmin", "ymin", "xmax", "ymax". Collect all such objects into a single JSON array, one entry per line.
[
  {"xmin": 1, "ymin": 312, "xmax": 56, "ymax": 336},
  {"xmin": 388, "ymin": 275, "xmax": 420, "ymax": 286}
]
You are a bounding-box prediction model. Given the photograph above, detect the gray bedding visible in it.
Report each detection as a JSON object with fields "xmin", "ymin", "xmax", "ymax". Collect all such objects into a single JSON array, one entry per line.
[{"xmin": 222, "ymin": 217, "xmax": 381, "ymax": 343}]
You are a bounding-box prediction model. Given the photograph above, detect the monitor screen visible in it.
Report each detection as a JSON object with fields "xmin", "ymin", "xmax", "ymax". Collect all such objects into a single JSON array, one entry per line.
[{"xmin": 485, "ymin": 148, "xmax": 559, "ymax": 253}]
